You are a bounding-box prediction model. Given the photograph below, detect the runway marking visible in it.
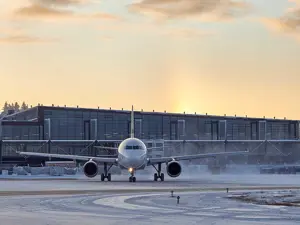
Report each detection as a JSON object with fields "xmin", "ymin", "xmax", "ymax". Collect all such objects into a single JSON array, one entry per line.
[
  {"xmin": 234, "ymin": 215, "xmax": 282, "ymax": 219},
  {"xmin": 93, "ymin": 194, "xmax": 184, "ymax": 213},
  {"xmin": 38, "ymin": 208, "xmax": 137, "ymax": 219},
  {"xmin": 224, "ymin": 208, "xmax": 263, "ymax": 212},
  {"xmin": 185, "ymin": 212, "xmax": 222, "ymax": 217},
  {"xmin": 1, "ymin": 186, "xmax": 300, "ymax": 196},
  {"xmin": 202, "ymin": 207, "xmax": 221, "ymax": 210},
  {"xmin": 258, "ymin": 205, "xmax": 287, "ymax": 209}
]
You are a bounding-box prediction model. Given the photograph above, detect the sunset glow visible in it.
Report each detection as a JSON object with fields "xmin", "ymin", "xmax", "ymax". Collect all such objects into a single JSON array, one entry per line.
[{"xmin": 1, "ymin": 0, "xmax": 300, "ymax": 119}]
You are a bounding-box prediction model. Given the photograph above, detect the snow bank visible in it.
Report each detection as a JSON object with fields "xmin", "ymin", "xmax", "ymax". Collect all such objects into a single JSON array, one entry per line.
[{"xmin": 227, "ymin": 190, "xmax": 300, "ymax": 207}]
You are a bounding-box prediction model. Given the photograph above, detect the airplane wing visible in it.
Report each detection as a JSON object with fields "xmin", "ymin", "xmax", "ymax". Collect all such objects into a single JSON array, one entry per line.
[
  {"xmin": 148, "ymin": 151, "xmax": 249, "ymax": 165},
  {"xmin": 94, "ymin": 146, "xmax": 162, "ymax": 150},
  {"xmin": 16, "ymin": 151, "xmax": 117, "ymax": 164}
]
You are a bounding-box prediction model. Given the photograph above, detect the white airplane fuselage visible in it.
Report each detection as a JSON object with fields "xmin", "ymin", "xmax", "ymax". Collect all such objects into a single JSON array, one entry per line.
[{"xmin": 117, "ymin": 137, "xmax": 148, "ymax": 171}]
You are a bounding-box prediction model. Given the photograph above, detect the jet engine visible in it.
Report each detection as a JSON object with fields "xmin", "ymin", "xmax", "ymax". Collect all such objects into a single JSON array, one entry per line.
[
  {"xmin": 83, "ymin": 160, "xmax": 98, "ymax": 178},
  {"xmin": 166, "ymin": 161, "xmax": 182, "ymax": 177}
]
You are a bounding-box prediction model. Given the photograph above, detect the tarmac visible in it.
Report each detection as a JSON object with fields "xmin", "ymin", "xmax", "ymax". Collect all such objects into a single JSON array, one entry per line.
[{"xmin": 1, "ymin": 172, "xmax": 300, "ymax": 225}]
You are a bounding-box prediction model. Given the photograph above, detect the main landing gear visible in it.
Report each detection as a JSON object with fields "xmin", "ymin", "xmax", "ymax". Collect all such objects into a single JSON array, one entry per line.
[
  {"xmin": 129, "ymin": 168, "xmax": 136, "ymax": 182},
  {"xmin": 152, "ymin": 163, "xmax": 164, "ymax": 181},
  {"xmin": 101, "ymin": 163, "xmax": 113, "ymax": 181}
]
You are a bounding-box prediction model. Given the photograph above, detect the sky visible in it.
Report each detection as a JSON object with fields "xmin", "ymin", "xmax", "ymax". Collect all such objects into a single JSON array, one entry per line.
[{"xmin": 0, "ymin": 0, "xmax": 300, "ymax": 119}]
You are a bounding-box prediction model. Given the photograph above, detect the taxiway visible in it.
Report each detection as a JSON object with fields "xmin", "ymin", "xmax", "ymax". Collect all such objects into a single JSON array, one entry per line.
[{"xmin": 1, "ymin": 172, "xmax": 300, "ymax": 225}]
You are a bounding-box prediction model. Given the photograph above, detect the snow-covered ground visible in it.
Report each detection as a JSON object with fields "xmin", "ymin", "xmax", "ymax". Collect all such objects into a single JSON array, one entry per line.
[
  {"xmin": 0, "ymin": 173, "xmax": 300, "ymax": 193},
  {"xmin": 0, "ymin": 164, "xmax": 300, "ymax": 225},
  {"xmin": 1, "ymin": 164, "xmax": 300, "ymax": 192},
  {"xmin": 227, "ymin": 190, "xmax": 300, "ymax": 206},
  {"xmin": 0, "ymin": 190, "xmax": 300, "ymax": 225}
]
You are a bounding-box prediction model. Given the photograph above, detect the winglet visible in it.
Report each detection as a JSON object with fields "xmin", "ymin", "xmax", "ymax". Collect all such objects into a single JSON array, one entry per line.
[{"xmin": 130, "ymin": 105, "xmax": 134, "ymax": 138}]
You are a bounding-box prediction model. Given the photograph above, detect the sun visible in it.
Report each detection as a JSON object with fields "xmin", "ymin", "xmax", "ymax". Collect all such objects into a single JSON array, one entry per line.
[{"xmin": 174, "ymin": 102, "xmax": 196, "ymax": 114}]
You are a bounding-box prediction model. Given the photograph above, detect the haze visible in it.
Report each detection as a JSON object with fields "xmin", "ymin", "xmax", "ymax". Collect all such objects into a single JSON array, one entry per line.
[{"xmin": 0, "ymin": 0, "xmax": 299, "ymax": 119}]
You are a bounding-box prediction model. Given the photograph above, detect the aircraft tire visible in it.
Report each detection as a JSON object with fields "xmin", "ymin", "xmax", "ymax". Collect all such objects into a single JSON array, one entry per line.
[
  {"xmin": 107, "ymin": 173, "xmax": 111, "ymax": 181},
  {"xmin": 154, "ymin": 173, "xmax": 158, "ymax": 181},
  {"xmin": 160, "ymin": 173, "xmax": 164, "ymax": 181}
]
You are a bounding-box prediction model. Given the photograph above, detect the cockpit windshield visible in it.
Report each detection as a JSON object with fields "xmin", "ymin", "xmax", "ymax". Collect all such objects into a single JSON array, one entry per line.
[{"xmin": 125, "ymin": 145, "xmax": 143, "ymax": 150}]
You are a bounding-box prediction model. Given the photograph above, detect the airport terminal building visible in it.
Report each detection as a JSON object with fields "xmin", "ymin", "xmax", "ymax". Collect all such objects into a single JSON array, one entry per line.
[{"xmin": 0, "ymin": 105, "xmax": 299, "ymax": 165}]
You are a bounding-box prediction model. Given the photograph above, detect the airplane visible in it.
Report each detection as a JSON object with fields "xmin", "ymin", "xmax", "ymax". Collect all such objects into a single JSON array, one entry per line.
[{"xmin": 17, "ymin": 106, "xmax": 249, "ymax": 182}]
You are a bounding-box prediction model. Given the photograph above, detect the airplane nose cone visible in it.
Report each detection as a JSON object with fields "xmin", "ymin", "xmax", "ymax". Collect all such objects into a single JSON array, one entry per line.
[
  {"xmin": 120, "ymin": 151, "xmax": 146, "ymax": 169},
  {"xmin": 130, "ymin": 157, "xmax": 144, "ymax": 167},
  {"xmin": 127, "ymin": 154, "xmax": 146, "ymax": 168}
]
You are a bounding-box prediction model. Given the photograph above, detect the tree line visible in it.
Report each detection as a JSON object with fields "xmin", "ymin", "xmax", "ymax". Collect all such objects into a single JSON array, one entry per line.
[{"xmin": 1, "ymin": 101, "xmax": 30, "ymax": 115}]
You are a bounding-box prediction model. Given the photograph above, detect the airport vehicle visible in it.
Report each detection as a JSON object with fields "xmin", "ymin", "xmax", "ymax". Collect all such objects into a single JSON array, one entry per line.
[{"xmin": 17, "ymin": 106, "xmax": 249, "ymax": 182}]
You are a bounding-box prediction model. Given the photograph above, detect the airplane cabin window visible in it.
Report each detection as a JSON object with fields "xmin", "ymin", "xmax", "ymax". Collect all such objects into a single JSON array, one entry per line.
[{"xmin": 125, "ymin": 145, "xmax": 143, "ymax": 150}]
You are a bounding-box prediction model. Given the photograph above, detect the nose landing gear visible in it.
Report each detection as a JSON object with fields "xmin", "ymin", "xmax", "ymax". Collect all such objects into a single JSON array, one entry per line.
[
  {"xmin": 128, "ymin": 168, "xmax": 136, "ymax": 182},
  {"xmin": 129, "ymin": 176, "xmax": 136, "ymax": 182}
]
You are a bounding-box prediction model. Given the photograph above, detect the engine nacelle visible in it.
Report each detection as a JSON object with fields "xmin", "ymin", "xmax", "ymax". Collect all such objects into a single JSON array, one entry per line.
[
  {"xmin": 83, "ymin": 160, "xmax": 98, "ymax": 178},
  {"xmin": 167, "ymin": 161, "xmax": 182, "ymax": 178}
]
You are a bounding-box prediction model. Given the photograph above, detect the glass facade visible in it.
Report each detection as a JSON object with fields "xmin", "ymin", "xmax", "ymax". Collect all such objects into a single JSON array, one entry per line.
[
  {"xmin": 1, "ymin": 107, "xmax": 41, "ymax": 140},
  {"xmin": 1, "ymin": 125, "xmax": 42, "ymax": 140},
  {"xmin": 10, "ymin": 107, "xmax": 38, "ymax": 120},
  {"xmin": 0, "ymin": 106, "xmax": 299, "ymax": 141},
  {"xmin": 0, "ymin": 106, "xmax": 299, "ymax": 161}
]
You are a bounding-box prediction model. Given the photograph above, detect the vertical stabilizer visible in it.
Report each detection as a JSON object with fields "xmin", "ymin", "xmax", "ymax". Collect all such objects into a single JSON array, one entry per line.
[{"xmin": 130, "ymin": 105, "xmax": 134, "ymax": 138}]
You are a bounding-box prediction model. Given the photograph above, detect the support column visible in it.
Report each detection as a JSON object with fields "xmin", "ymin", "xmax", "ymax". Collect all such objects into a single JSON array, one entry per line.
[
  {"xmin": 44, "ymin": 118, "xmax": 51, "ymax": 140},
  {"xmin": 44, "ymin": 119, "xmax": 51, "ymax": 154},
  {"xmin": 0, "ymin": 118, "xmax": 3, "ymax": 164},
  {"xmin": 0, "ymin": 140, "xmax": 2, "ymax": 165},
  {"xmin": 295, "ymin": 122, "xmax": 299, "ymax": 139},
  {"xmin": 259, "ymin": 120, "xmax": 267, "ymax": 140},
  {"xmin": 264, "ymin": 140, "xmax": 268, "ymax": 164},
  {"xmin": 0, "ymin": 119, "xmax": 2, "ymax": 141},
  {"xmin": 218, "ymin": 120, "xmax": 227, "ymax": 140},
  {"xmin": 90, "ymin": 119, "xmax": 98, "ymax": 140},
  {"xmin": 47, "ymin": 140, "xmax": 51, "ymax": 154},
  {"xmin": 94, "ymin": 140, "xmax": 98, "ymax": 157}
]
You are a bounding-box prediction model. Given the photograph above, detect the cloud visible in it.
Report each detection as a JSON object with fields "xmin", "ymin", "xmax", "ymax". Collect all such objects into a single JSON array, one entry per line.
[
  {"xmin": 0, "ymin": 26, "xmax": 58, "ymax": 44},
  {"xmin": 0, "ymin": 35, "xmax": 57, "ymax": 44},
  {"xmin": 128, "ymin": 0, "xmax": 252, "ymax": 22},
  {"xmin": 261, "ymin": 0, "xmax": 300, "ymax": 42},
  {"xmin": 99, "ymin": 35, "xmax": 113, "ymax": 41},
  {"xmin": 165, "ymin": 28, "xmax": 215, "ymax": 39},
  {"xmin": 97, "ymin": 20, "xmax": 215, "ymax": 40},
  {"xmin": 261, "ymin": 16, "xmax": 300, "ymax": 34},
  {"xmin": 14, "ymin": 3, "xmax": 74, "ymax": 20},
  {"xmin": 2, "ymin": 0, "xmax": 120, "ymax": 22},
  {"xmin": 89, "ymin": 12, "xmax": 120, "ymax": 20},
  {"xmin": 33, "ymin": 0, "xmax": 89, "ymax": 6}
]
